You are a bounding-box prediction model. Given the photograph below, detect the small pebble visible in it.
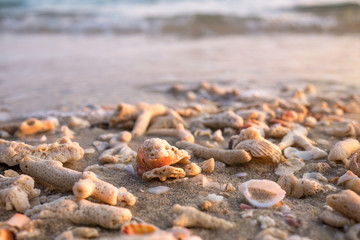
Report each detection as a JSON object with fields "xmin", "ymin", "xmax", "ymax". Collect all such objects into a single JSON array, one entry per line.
[{"xmin": 148, "ymin": 186, "xmax": 170, "ymax": 194}]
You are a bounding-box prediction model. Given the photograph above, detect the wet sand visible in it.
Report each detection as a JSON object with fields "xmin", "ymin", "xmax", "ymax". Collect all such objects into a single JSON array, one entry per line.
[{"xmin": 0, "ymin": 33, "xmax": 360, "ymax": 118}]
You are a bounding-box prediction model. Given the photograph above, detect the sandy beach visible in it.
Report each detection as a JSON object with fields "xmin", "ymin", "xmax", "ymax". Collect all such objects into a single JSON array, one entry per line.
[{"xmin": 1, "ymin": 33, "xmax": 359, "ymax": 119}]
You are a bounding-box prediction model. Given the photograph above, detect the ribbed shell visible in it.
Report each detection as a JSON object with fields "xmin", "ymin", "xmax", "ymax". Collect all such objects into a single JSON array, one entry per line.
[{"xmin": 235, "ymin": 139, "xmax": 282, "ymax": 163}]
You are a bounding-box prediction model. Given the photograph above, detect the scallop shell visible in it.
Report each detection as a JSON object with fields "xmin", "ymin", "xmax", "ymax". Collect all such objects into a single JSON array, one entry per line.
[
  {"xmin": 121, "ymin": 222, "xmax": 157, "ymax": 235},
  {"xmin": 235, "ymin": 139, "xmax": 283, "ymax": 163},
  {"xmin": 238, "ymin": 179, "xmax": 286, "ymax": 208}
]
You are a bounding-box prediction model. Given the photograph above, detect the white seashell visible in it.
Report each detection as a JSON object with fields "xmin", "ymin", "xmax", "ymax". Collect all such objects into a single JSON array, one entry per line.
[
  {"xmin": 148, "ymin": 186, "xmax": 170, "ymax": 194},
  {"xmin": 235, "ymin": 172, "xmax": 248, "ymax": 178},
  {"xmin": 125, "ymin": 165, "xmax": 136, "ymax": 175},
  {"xmin": 238, "ymin": 179, "xmax": 286, "ymax": 208},
  {"xmin": 84, "ymin": 148, "xmax": 96, "ymax": 155},
  {"xmin": 206, "ymin": 193, "xmax": 224, "ymax": 203}
]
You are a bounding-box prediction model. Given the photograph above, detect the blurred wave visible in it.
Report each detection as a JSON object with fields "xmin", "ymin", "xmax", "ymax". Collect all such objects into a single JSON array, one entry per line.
[{"xmin": 0, "ymin": 0, "xmax": 359, "ymax": 36}]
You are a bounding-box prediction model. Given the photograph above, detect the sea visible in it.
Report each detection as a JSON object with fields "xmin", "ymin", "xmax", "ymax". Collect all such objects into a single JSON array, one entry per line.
[{"xmin": 0, "ymin": 0, "xmax": 360, "ymax": 36}]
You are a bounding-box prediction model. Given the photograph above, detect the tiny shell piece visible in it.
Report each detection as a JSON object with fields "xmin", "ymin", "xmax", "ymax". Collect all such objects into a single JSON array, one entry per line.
[
  {"xmin": 258, "ymin": 215, "xmax": 276, "ymax": 229},
  {"xmin": 200, "ymin": 200, "xmax": 212, "ymax": 210},
  {"xmin": 269, "ymin": 124, "xmax": 291, "ymax": 139},
  {"xmin": 349, "ymin": 150, "xmax": 360, "ymax": 177},
  {"xmin": 275, "ymin": 157, "xmax": 305, "ymax": 176},
  {"xmin": 148, "ymin": 186, "xmax": 170, "ymax": 194},
  {"xmin": 255, "ymin": 227, "xmax": 288, "ymax": 240},
  {"xmin": 121, "ymin": 222, "xmax": 157, "ymax": 235},
  {"xmin": 238, "ymin": 179, "xmax": 286, "ymax": 208},
  {"xmin": 17, "ymin": 118, "xmax": 55, "ymax": 136},
  {"xmin": 326, "ymin": 190, "xmax": 360, "ymax": 222},
  {"xmin": 337, "ymin": 170, "xmax": 360, "ymax": 194},
  {"xmin": 198, "ymin": 158, "xmax": 215, "ymax": 173},
  {"xmin": 184, "ymin": 163, "xmax": 202, "ymax": 177},
  {"xmin": 136, "ymin": 138, "xmax": 191, "ymax": 175},
  {"xmin": 206, "ymin": 193, "xmax": 224, "ymax": 203},
  {"xmin": 142, "ymin": 166, "xmax": 186, "ymax": 182},
  {"xmin": 328, "ymin": 139, "xmax": 360, "ymax": 166},
  {"xmin": 210, "ymin": 130, "xmax": 224, "ymax": 142},
  {"xmin": 172, "ymin": 204, "xmax": 235, "ymax": 229}
]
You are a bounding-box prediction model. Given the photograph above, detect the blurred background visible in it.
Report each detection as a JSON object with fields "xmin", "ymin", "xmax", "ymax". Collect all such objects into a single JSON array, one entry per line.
[{"xmin": 0, "ymin": 0, "xmax": 359, "ymax": 118}]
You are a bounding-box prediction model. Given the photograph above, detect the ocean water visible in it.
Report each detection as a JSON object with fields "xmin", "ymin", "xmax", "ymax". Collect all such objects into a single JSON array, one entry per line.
[{"xmin": 0, "ymin": 0, "xmax": 360, "ymax": 35}]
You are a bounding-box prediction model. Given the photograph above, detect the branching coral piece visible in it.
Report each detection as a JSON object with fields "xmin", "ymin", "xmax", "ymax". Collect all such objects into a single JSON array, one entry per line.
[
  {"xmin": 142, "ymin": 166, "xmax": 186, "ymax": 181},
  {"xmin": 176, "ymin": 141, "xmax": 251, "ymax": 166},
  {"xmin": 277, "ymin": 175, "xmax": 327, "ymax": 198},
  {"xmin": 171, "ymin": 204, "xmax": 235, "ymax": 229},
  {"xmin": 201, "ymin": 111, "xmax": 243, "ymax": 129},
  {"xmin": 111, "ymin": 103, "xmax": 167, "ymax": 137},
  {"xmin": 147, "ymin": 123, "xmax": 195, "ymax": 143},
  {"xmin": 20, "ymin": 156, "xmax": 82, "ymax": 190},
  {"xmin": 73, "ymin": 171, "xmax": 119, "ymax": 205},
  {"xmin": 17, "ymin": 118, "xmax": 55, "ymax": 136},
  {"xmin": 100, "ymin": 142, "xmax": 137, "ymax": 164},
  {"xmin": 326, "ymin": 190, "xmax": 360, "ymax": 222},
  {"xmin": 0, "ymin": 174, "xmax": 40, "ymax": 212},
  {"xmin": 25, "ymin": 196, "xmax": 132, "ymax": 229},
  {"xmin": 278, "ymin": 127, "xmax": 308, "ymax": 150},
  {"xmin": 0, "ymin": 137, "xmax": 84, "ymax": 166},
  {"xmin": 328, "ymin": 139, "xmax": 360, "ymax": 166}
]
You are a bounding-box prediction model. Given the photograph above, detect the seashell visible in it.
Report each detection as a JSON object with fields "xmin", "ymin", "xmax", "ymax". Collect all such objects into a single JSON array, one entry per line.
[
  {"xmin": 282, "ymin": 214, "xmax": 300, "ymax": 227},
  {"xmin": 326, "ymin": 190, "xmax": 360, "ymax": 222},
  {"xmin": 198, "ymin": 158, "xmax": 215, "ymax": 173},
  {"xmin": 148, "ymin": 186, "xmax": 170, "ymax": 194},
  {"xmin": 184, "ymin": 163, "xmax": 201, "ymax": 177},
  {"xmin": 255, "ymin": 227, "xmax": 288, "ymax": 240},
  {"xmin": 200, "ymin": 200, "xmax": 212, "ymax": 210},
  {"xmin": 142, "ymin": 166, "xmax": 186, "ymax": 182},
  {"xmin": 328, "ymin": 139, "xmax": 360, "ymax": 166},
  {"xmin": 210, "ymin": 129, "xmax": 224, "ymax": 142},
  {"xmin": 234, "ymin": 139, "xmax": 283, "ymax": 163},
  {"xmin": 136, "ymin": 138, "xmax": 191, "ymax": 175},
  {"xmin": 349, "ymin": 150, "xmax": 360, "ymax": 177},
  {"xmin": 17, "ymin": 118, "xmax": 55, "ymax": 136},
  {"xmin": 206, "ymin": 193, "xmax": 224, "ymax": 203},
  {"xmin": 121, "ymin": 222, "xmax": 157, "ymax": 235},
  {"xmin": 258, "ymin": 215, "xmax": 276, "ymax": 229},
  {"xmin": 337, "ymin": 170, "xmax": 360, "ymax": 194},
  {"xmin": 238, "ymin": 179, "xmax": 286, "ymax": 208}
]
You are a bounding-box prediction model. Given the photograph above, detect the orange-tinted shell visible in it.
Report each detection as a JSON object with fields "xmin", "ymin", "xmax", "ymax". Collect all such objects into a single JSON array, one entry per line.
[
  {"xmin": 136, "ymin": 145, "xmax": 174, "ymax": 175},
  {"xmin": 121, "ymin": 222, "xmax": 157, "ymax": 235}
]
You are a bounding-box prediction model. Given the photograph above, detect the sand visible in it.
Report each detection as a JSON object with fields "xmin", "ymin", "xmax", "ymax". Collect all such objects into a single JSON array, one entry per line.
[{"xmin": 0, "ymin": 33, "xmax": 360, "ymax": 239}]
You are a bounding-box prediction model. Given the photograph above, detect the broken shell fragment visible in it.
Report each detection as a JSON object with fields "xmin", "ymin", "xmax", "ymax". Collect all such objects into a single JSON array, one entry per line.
[
  {"xmin": 349, "ymin": 150, "xmax": 360, "ymax": 177},
  {"xmin": 17, "ymin": 118, "xmax": 55, "ymax": 136},
  {"xmin": 328, "ymin": 139, "xmax": 360, "ymax": 166},
  {"xmin": 326, "ymin": 190, "xmax": 360, "ymax": 222},
  {"xmin": 121, "ymin": 222, "xmax": 157, "ymax": 235},
  {"xmin": 136, "ymin": 138, "xmax": 191, "ymax": 175},
  {"xmin": 337, "ymin": 170, "xmax": 360, "ymax": 194},
  {"xmin": 184, "ymin": 163, "xmax": 202, "ymax": 177},
  {"xmin": 172, "ymin": 204, "xmax": 235, "ymax": 229},
  {"xmin": 238, "ymin": 179, "xmax": 286, "ymax": 208},
  {"xmin": 198, "ymin": 158, "xmax": 215, "ymax": 173},
  {"xmin": 142, "ymin": 166, "xmax": 186, "ymax": 182}
]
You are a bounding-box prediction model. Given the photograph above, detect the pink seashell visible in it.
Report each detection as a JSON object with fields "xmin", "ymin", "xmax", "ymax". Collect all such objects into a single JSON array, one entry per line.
[{"xmin": 238, "ymin": 179, "xmax": 286, "ymax": 208}]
